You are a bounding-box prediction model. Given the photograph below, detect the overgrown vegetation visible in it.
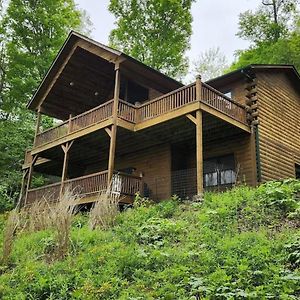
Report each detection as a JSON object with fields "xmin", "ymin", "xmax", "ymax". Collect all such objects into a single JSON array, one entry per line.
[{"xmin": 0, "ymin": 180, "xmax": 299, "ymax": 299}]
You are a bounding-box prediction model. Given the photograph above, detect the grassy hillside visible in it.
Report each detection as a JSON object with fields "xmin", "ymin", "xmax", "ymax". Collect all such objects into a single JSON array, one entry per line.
[{"xmin": 0, "ymin": 180, "xmax": 300, "ymax": 299}]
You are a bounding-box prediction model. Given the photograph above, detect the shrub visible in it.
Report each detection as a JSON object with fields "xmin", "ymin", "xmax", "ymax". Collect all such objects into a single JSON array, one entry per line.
[{"xmin": 257, "ymin": 179, "xmax": 300, "ymax": 216}]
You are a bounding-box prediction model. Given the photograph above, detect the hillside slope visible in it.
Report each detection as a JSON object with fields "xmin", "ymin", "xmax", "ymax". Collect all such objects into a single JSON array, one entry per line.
[{"xmin": 0, "ymin": 181, "xmax": 300, "ymax": 299}]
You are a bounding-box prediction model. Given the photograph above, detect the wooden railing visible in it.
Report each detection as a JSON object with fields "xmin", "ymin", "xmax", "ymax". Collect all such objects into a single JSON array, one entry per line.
[
  {"xmin": 69, "ymin": 100, "xmax": 114, "ymax": 133},
  {"xmin": 136, "ymin": 83, "xmax": 197, "ymax": 122},
  {"xmin": 201, "ymin": 83, "xmax": 247, "ymax": 124},
  {"xmin": 26, "ymin": 170, "xmax": 142, "ymax": 204},
  {"xmin": 34, "ymin": 100, "xmax": 114, "ymax": 148},
  {"xmin": 118, "ymin": 100, "xmax": 136, "ymax": 123},
  {"xmin": 33, "ymin": 82, "xmax": 248, "ymax": 149},
  {"xmin": 35, "ymin": 121, "xmax": 68, "ymax": 147},
  {"xmin": 116, "ymin": 172, "xmax": 143, "ymax": 195},
  {"xmin": 26, "ymin": 182, "xmax": 61, "ymax": 204},
  {"xmin": 64, "ymin": 170, "xmax": 108, "ymax": 196},
  {"xmin": 24, "ymin": 150, "xmax": 32, "ymax": 165}
]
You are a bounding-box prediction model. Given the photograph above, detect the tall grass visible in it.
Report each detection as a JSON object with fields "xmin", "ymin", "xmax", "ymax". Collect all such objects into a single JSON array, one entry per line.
[
  {"xmin": 1, "ymin": 188, "xmax": 80, "ymax": 263},
  {"xmin": 89, "ymin": 188, "xmax": 120, "ymax": 230},
  {"xmin": 1, "ymin": 209, "xmax": 19, "ymax": 265}
]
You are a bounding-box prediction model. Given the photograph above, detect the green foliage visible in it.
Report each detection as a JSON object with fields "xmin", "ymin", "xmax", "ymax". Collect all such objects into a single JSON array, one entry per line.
[
  {"xmin": 231, "ymin": 0, "xmax": 300, "ymax": 71},
  {"xmin": 108, "ymin": 0, "xmax": 195, "ymax": 79},
  {"xmin": 0, "ymin": 184, "xmax": 300, "ymax": 298},
  {"xmin": 0, "ymin": 0, "xmax": 91, "ymax": 210},
  {"xmin": 257, "ymin": 179, "xmax": 300, "ymax": 217},
  {"xmin": 285, "ymin": 235, "xmax": 300, "ymax": 270}
]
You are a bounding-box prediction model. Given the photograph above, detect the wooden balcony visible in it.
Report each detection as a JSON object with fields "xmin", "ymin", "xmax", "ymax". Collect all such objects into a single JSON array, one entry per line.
[
  {"xmin": 31, "ymin": 82, "xmax": 249, "ymax": 152},
  {"xmin": 25, "ymin": 171, "xmax": 142, "ymax": 205}
]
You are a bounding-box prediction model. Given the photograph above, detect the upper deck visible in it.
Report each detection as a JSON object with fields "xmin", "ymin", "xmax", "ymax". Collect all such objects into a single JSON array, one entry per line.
[{"xmin": 24, "ymin": 81, "xmax": 249, "ymax": 165}]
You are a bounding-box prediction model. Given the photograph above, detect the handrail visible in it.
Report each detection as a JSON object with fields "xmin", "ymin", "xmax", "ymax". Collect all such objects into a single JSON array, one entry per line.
[
  {"xmin": 202, "ymin": 82, "xmax": 246, "ymax": 109},
  {"xmin": 36, "ymin": 120, "xmax": 68, "ymax": 137},
  {"xmin": 33, "ymin": 82, "xmax": 248, "ymax": 150},
  {"xmin": 118, "ymin": 99, "xmax": 136, "ymax": 108},
  {"xmin": 64, "ymin": 170, "xmax": 108, "ymax": 184},
  {"xmin": 71, "ymin": 99, "xmax": 114, "ymax": 120},
  {"xmin": 36, "ymin": 99, "xmax": 114, "ymax": 138},
  {"xmin": 138, "ymin": 82, "xmax": 196, "ymax": 108},
  {"xmin": 114, "ymin": 171, "xmax": 142, "ymax": 180},
  {"xmin": 27, "ymin": 181, "xmax": 61, "ymax": 192}
]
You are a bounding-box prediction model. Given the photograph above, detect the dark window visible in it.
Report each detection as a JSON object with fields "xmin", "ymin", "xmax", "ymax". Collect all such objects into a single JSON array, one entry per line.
[
  {"xmin": 296, "ymin": 164, "xmax": 300, "ymax": 179},
  {"xmin": 204, "ymin": 154, "xmax": 236, "ymax": 187}
]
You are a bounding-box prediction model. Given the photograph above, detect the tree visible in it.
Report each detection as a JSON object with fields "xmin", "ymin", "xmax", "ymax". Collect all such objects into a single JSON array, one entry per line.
[
  {"xmin": 192, "ymin": 47, "xmax": 229, "ymax": 81},
  {"xmin": 0, "ymin": 0, "xmax": 91, "ymax": 208},
  {"xmin": 1, "ymin": 0, "xmax": 91, "ymax": 114},
  {"xmin": 108, "ymin": 0, "xmax": 195, "ymax": 79},
  {"xmin": 231, "ymin": 0, "xmax": 300, "ymax": 71}
]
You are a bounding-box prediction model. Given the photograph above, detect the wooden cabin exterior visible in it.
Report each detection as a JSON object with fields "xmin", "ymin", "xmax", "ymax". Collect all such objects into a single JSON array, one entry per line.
[{"xmin": 20, "ymin": 32, "xmax": 300, "ymax": 206}]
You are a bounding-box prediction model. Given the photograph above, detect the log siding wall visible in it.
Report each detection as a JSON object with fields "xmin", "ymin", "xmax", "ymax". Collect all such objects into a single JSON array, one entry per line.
[{"xmin": 257, "ymin": 72, "xmax": 300, "ymax": 181}]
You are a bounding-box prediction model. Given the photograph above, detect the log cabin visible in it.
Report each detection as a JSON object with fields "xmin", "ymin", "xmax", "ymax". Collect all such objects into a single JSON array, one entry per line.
[{"xmin": 20, "ymin": 31, "xmax": 300, "ymax": 205}]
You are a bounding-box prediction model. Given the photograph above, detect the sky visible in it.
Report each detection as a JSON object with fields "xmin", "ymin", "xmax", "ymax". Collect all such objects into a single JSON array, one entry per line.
[{"xmin": 75, "ymin": 0, "xmax": 261, "ymax": 73}]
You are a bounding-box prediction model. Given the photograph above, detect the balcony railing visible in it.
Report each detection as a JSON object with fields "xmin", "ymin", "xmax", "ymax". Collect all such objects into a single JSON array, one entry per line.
[
  {"xmin": 32, "ymin": 82, "xmax": 248, "ymax": 149},
  {"xmin": 34, "ymin": 100, "xmax": 114, "ymax": 147},
  {"xmin": 136, "ymin": 83, "xmax": 197, "ymax": 122},
  {"xmin": 25, "ymin": 171, "xmax": 142, "ymax": 205}
]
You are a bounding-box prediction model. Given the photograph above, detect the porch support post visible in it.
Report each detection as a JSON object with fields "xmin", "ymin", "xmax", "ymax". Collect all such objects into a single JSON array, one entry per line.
[
  {"xmin": 196, "ymin": 110, "xmax": 204, "ymax": 197},
  {"xmin": 195, "ymin": 74, "xmax": 203, "ymax": 197},
  {"xmin": 33, "ymin": 107, "xmax": 42, "ymax": 146},
  {"xmin": 18, "ymin": 168, "xmax": 29, "ymax": 208},
  {"xmin": 107, "ymin": 63, "xmax": 121, "ymax": 185},
  {"xmin": 60, "ymin": 141, "xmax": 73, "ymax": 197},
  {"xmin": 24, "ymin": 154, "xmax": 38, "ymax": 206}
]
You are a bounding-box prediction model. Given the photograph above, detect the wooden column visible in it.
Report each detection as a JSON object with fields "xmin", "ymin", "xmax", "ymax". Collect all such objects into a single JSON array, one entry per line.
[
  {"xmin": 195, "ymin": 75, "xmax": 203, "ymax": 197},
  {"xmin": 18, "ymin": 169, "xmax": 29, "ymax": 208},
  {"xmin": 107, "ymin": 64, "xmax": 121, "ymax": 184},
  {"xmin": 196, "ymin": 110, "xmax": 203, "ymax": 196},
  {"xmin": 33, "ymin": 108, "xmax": 42, "ymax": 146},
  {"xmin": 60, "ymin": 141, "xmax": 73, "ymax": 197},
  {"xmin": 24, "ymin": 154, "xmax": 38, "ymax": 206}
]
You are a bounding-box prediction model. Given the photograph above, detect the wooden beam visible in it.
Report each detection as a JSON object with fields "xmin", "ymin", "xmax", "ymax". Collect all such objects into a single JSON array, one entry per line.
[
  {"xmin": 196, "ymin": 74, "xmax": 202, "ymax": 101},
  {"xmin": 36, "ymin": 43, "xmax": 78, "ymax": 108},
  {"xmin": 60, "ymin": 141, "xmax": 73, "ymax": 197},
  {"xmin": 134, "ymin": 102, "xmax": 200, "ymax": 131},
  {"xmin": 196, "ymin": 110, "xmax": 204, "ymax": 197},
  {"xmin": 107, "ymin": 124, "xmax": 117, "ymax": 183},
  {"xmin": 18, "ymin": 169, "xmax": 29, "ymax": 208},
  {"xmin": 105, "ymin": 127, "xmax": 111, "ymax": 138},
  {"xmin": 24, "ymin": 154, "xmax": 38, "ymax": 206},
  {"xmin": 186, "ymin": 113, "xmax": 197, "ymax": 125},
  {"xmin": 33, "ymin": 108, "xmax": 42, "ymax": 146},
  {"xmin": 107, "ymin": 66, "xmax": 120, "ymax": 183},
  {"xmin": 199, "ymin": 102, "xmax": 251, "ymax": 133}
]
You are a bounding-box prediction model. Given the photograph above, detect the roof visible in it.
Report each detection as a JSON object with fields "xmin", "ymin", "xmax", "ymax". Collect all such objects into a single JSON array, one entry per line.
[
  {"xmin": 27, "ymin": 31, "xmax": 183, "ymax": 111},
  {"xmin": 206, "ymin": 64, "xmax": 300, "ymax": 88}
]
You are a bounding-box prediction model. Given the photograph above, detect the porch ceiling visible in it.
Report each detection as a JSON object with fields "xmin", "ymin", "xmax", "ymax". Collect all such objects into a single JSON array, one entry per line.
[
  {"xmin": 40, "ymin": 47, "xmax": 116, "ymax": 120},
  {"xmin": 34, "ymin": 112, "xmax": 249, "ymax": 178}
]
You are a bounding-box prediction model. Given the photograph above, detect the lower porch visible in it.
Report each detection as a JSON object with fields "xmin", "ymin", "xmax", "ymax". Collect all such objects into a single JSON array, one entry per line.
[{"xmin": 25, "ymin": 170, "xmax": 142, "ymax": 205}]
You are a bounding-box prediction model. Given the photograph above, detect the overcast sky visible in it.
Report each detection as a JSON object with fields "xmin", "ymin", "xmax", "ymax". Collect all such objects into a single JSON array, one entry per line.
[{"xmin": 75, "ymin": 0, "xmax": 261, "ymax": 67}]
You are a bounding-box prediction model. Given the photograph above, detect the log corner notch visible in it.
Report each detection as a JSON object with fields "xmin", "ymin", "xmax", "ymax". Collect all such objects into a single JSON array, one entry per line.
[
  {"xmin": 186, "ymin": 74, "xmax": 204, "ymax": 200},
  {"xmin": 244, "ymin": 71, "xmax": 261, "ymax": 184}
]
